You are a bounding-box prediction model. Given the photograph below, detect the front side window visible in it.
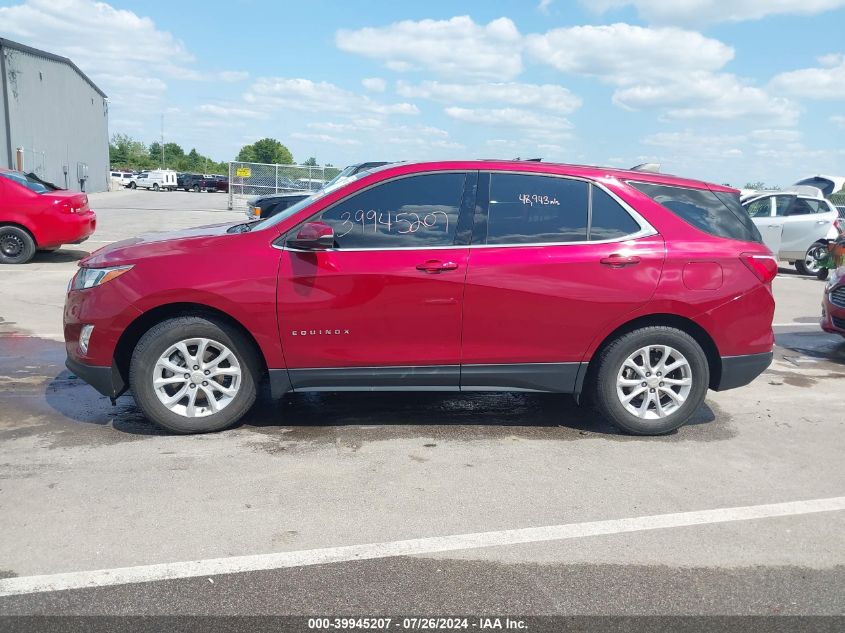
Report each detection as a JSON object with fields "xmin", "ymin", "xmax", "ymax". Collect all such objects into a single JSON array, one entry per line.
[
  {"xmin": 629, "ymin": 182, "xmax": 762, "ymax": 243},
  {"xmin": 487, "ymin": 174, "xmax": 588, "ymax": 244},
  {"xmin": 744, "ymin": 197, "xmax": 772, "ymax": 218},
  {"xmin": 303, "ymin": 172, "xmax": 466, "ymax": 249}
]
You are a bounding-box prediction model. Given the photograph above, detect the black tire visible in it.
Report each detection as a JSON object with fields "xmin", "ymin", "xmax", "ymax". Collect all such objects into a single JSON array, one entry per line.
[
  {"xmin": 129, "ymin": 316, "xmax": 260, "ymax": 433},
  {"xmin": 152, "ymin": 183, "xmax": 160, "ymax": 192},
  {"xmin": 795, "ymin": 242, "xmax": 826, "ymax": 276},
  {"xmin": 593, "ymin": 326, "xmax": 709, "ymax": 435},
  {"xmin": 128, "ymin": 182, "xmax": 136, "ymax": 189},
  {"xmin": 192, "ymin": 185, "xmax": 200, "ymax": 192},
  {"xmin": 0, "ymin": 225, "xmax": 37, "ymax": 264},
  {"xmin": 817, "ymin": 268, "xmax": 830, "ymax": 281}
]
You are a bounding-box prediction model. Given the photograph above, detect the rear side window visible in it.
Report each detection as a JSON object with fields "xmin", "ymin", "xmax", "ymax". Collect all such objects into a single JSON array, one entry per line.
[
  {"xmin": 589, "ymin": 186, "xmax": 641, "ymax": 240},
  {"xmin": 487, "ymin": 174, "xmax": 588, "ymax": 244},
  {"xmin": 629, "ymin": 182, "xmax": 762, "ymax": 243}
]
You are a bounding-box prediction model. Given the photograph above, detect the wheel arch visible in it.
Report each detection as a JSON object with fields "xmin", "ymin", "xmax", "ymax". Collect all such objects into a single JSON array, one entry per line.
[
  {"xmin": 0, "ymin": 221, "xmax": 39, "ymax": 247},
  {"xmin": 113, "ymin": 302, "xmax": 269, "ymax": 387},
  {"xmin": 577, "ymin": 313, "xmax": 721, "ymax": 402}
]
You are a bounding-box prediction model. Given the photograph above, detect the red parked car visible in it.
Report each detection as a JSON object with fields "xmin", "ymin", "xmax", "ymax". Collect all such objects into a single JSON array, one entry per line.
[
  {"xmin": 64, "ymin": 160, "xmax": 776, "ymax": 435},
  {"xmin": 821, "ymin": 266, "xmax": 845, "ymax": 338},
  {"xmin": 0, "ymin": 168, "xmax": 96, "ymax": 264}
]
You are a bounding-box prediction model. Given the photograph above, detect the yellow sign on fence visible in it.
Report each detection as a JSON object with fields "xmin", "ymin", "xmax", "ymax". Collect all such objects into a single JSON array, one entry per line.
[{"xmin": 235, "ymin": 167, "xmax": 251, "ymax": 178}]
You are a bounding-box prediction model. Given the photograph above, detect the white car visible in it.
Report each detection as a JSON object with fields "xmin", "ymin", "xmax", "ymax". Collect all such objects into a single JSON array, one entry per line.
[
  {"xmin": 130, "ymin": 169, "xmax": 178, "ymax": 192},
  {"xmin": 742, "ymin": 189, "xmax": 841, "ymax": 275},
  {"xmin": 109, "ymin": 171, "xmax": 134, "ymax": 187}
]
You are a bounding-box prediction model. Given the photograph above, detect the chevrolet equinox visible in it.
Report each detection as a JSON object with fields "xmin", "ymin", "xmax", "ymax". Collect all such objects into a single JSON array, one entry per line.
[{"xmin": 64, "ymin": 161, "xmax": 776, "ymax": 435}]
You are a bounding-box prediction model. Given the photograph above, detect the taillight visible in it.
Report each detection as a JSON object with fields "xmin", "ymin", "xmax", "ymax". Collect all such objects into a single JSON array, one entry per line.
[
  {"xmin": 835, "ymin": 218, "xmax": 844, "ymax": 234},
  {"xmin": 741, "ymin": 252, "xmax": 778, "ymax": 283}
]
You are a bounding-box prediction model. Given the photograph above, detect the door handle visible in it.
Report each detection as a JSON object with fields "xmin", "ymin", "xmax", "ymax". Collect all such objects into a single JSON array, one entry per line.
[
  {"xmin": 600, "ymin": 254, "xmax": 641, "ymax": 268},
  {"xmin": 768, "ymin": 225, "xmax": 780, "ymax": 228},
  {"xmin": 416, "ymin": 260, "xmax": 458, "ymax": 273},
  {"xmin": 816, "ymin": 220, "xmax": 828, "ymax": 224}
]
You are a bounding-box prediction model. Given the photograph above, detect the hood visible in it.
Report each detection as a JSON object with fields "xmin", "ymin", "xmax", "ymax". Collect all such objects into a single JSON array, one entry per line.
[{"xmin": 81, "ymin": 222, "xmax": 239, "ymax": 267}]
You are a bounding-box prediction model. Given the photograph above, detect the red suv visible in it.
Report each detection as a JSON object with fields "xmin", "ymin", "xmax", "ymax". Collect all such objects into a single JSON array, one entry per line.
[{"xmin": 64, "ymin": 161, "xmax": 776, "ymax": 435}]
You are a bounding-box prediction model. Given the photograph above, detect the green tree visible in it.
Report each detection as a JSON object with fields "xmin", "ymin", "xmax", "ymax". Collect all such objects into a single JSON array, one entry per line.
[
  {"xmin": 302, "ymin": 156, "xmax": 317, "ymax": 166},
  {"xmin": 109, "ymin": 133, "xmax": 152, "ymax": 170},
  {"xmin": 237, "ymin": 138, "xmax": 294, "ymax": 165}
]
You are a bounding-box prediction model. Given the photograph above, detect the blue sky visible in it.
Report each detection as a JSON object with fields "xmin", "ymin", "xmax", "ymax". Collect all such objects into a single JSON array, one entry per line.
[{"xmin": 2, "ymin": 0, "xmax": 844, "ymax": 186}]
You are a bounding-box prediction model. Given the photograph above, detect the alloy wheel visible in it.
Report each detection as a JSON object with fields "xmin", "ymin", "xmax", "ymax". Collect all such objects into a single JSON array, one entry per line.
[
  {"xmin": 152, "ymin": 337, "xmax": 242, "ymax": 418},
  {"xmin": 616, "ymin": 345, "xmax": 693, "ymax": 419}
]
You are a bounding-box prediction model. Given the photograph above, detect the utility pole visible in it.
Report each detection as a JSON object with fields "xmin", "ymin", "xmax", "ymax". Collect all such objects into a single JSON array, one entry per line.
[{"xmin": 160, "ymin": 114, "xmax": 165, "ymax": 169}]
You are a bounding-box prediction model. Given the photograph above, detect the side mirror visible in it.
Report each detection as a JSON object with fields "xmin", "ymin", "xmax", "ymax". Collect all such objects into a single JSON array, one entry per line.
[{"xmin": 288, "ymin": 221, "xmax": 335, "ymax": 251}]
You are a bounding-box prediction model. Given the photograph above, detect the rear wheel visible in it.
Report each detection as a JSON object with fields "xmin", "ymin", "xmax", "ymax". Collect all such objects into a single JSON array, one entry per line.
[
  {"xmin": 0, "ymin": 225, "xmax": 36, "ymax": 264},
  {"xmin": 593, "ymin": 326, "xmax": 709, "ymax": 435},
  {"xmin": 192, "ymin": 185, "xmax": 200, "ymax": 192},
  {"xmin": 130, "ymin": 316, "xmax": 259, "ymax": 433},
  {"xmin": 795, "ymin": 242, "xmax": 826, "ymax": 276},
  {"xmin": 152, "ymin": 183, "xmax": 160, "ymax": 192}
]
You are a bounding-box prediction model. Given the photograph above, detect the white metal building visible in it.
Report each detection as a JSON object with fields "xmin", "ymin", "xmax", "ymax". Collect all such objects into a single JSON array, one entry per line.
[{"xmin": 0, "ymin": 38, "xmax": 109, "ymax": 193}]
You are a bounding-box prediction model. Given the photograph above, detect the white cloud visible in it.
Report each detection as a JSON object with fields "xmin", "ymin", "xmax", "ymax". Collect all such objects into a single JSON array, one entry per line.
[
  {"xmin": 587, "ymin": 0, "xmax": 845, "ymax": 24},
  {"xmin": 197, "ymin": 104, "xmax": 268, "ymax": 119},
  {"xmin": 445, "ymin": 107, "xmax": 573, "ymax": 141},
  {"xmin": 614, "ymin": 73, "xmax": 800, "ymax": 125},
  {"xmin": 770, "ymin": 53, "xmax": 845, "ymax": 99},
  {"xmin": 831, "ymin": 115, "xmax": 845, "ymax": 129},
  {"xmin": 526, "ymin": 23, "xmax": 733, "ymax": 85},
  {"xmin": 527, "ymin": 23, "xmax": 796, "ymax": 125},
  {"xmin": 244, "ymin": 78, "xmax": 419, "ymax": 116},
  {"xmin": 336, "ymin": 16, "xmax": 523, "ymax": 80},
  {"xmin": 361, "ymin": 77, "xmax": 387, "ymax": 92},
  {"xmin": 290, "ymin": 132, "xmax": 362, "ymax": 146},
  {"xmin": 396, "ymin": 80, "xmax": 581, "ymax": 113},
  {"xmin": 538, "ymin": 0, "xmax": 554, "ymax": 14},
  {"xmin": 642, "ymin": 130, "xmax": 746, "ymax": 160},
  {"xmin": 749, "ymin": 129, "xmax": 802, "ymax": 143}
]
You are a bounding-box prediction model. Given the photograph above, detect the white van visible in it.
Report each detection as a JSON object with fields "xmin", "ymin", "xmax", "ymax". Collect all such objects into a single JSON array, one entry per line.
[{"xmin": 133, "ymin": 169, "xmax": 177, "ymax": 191}]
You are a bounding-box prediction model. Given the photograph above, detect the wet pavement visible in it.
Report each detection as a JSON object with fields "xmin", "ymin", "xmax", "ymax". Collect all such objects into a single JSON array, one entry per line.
[{"xmin": 0, "ymin": 191, "xmax": 843, "ymax": 616}]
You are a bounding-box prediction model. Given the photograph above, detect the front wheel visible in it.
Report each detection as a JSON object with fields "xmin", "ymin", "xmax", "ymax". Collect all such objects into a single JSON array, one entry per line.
[
  {"xmin": 593, "ymin": 326, "xmax": 709, "ymax": 435},
  {"xmin": 0, "ymin": 225, "xmax": 36, "ymax": 264},
  {"xmin": 152, "ymin": 183, "xmax": 160, "ymax": 192},
  {"xmin": 795, "ymin": 242, "xmax": 826, "ymax": 276},
  {"xmin": 129, "ymin": 316, "xmax": 259, "ymax": 433},
  {"xmin": 128, "ymin": 182, "xmax": 136, "ymax": 189}
]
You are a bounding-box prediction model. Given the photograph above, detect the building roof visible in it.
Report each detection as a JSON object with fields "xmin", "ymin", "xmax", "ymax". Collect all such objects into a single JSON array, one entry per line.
[{"xmin": 0, "ymin": 37, "xmax": 107, "ymax": 98}]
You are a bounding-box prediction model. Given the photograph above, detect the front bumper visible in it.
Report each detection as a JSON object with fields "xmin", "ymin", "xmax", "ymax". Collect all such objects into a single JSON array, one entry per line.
[
  {"xmin": 713, "ymin": 352, "xmax": 773, "ymax": 391},
  {"xmin": 821, "ymin": 292, "xmax": 845, "ymax": 335},
  {"xmin": 66, "ymin": 356, "xmax": 126, "ymax": 399}
]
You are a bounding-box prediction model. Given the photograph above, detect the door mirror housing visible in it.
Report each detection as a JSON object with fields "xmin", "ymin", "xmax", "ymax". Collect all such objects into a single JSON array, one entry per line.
[{"xmin": 288, "ymin": 221, "xmax": 335, "ymax": 251}]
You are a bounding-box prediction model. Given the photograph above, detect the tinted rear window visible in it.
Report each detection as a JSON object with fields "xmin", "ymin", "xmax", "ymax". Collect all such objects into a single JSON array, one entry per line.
[{"xmin": 629, "ymin": 182, "xmax": 762, "ymax": 243}]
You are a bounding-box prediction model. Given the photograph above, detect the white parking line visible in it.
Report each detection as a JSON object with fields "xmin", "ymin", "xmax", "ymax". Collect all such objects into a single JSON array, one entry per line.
[
  {"xmin": 772, "ymin": 323, "xmax": 820, "ymax": 327},
  {"xmin": 0, "ymin": 496, "xmax": 842, "ymax": 598}
]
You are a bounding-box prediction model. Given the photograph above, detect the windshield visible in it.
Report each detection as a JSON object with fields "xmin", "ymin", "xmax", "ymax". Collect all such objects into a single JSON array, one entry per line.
[
  {"xmin": 0, "ymin": 170, "xmax": 48, "ymax": 193},
  {"xmin": 322, "ymin": 165, "xmax": 357, "ymax": 189}
]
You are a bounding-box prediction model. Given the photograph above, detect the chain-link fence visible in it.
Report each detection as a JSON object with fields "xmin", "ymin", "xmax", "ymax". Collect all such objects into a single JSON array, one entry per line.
[{"xmin": 228, "ymin": 161, "xmax": 342, "ymax": 210}]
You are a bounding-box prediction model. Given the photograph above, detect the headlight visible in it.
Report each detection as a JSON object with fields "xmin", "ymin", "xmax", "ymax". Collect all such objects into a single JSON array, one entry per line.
[
  {"xmin": 826, "ymin": 268, "xmax": 840, "ymax": 291},
  {"xmin": 70, "ymin": 265, "xmax": 133, "ymax": 290}
]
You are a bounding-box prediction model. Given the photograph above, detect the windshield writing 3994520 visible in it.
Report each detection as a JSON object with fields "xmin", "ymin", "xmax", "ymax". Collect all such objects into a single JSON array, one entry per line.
[{"xmin": 337, "ymin": 209, "xmax": 450, "ymax": 238}]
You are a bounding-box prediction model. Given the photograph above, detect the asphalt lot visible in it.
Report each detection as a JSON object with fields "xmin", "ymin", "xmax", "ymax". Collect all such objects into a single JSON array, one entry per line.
[{"xmin": 0, "ymin": 189, "xmax": 843, "ymax": 617}]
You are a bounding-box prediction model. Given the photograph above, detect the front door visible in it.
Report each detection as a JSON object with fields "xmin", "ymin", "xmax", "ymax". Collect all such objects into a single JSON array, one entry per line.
[
  {"xmin": 277, "ymin": 171, "xmax": 474, "ymax": 389},
  {"xmin": 460, "ymin": 172, "xmax": 664, "ymax": 391},
  {"xmin": 747, "ymin": 195, "xmax": 785, "ymax": 256}
]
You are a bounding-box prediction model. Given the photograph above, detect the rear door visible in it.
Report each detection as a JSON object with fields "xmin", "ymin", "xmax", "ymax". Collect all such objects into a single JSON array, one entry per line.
[
  {"xmin": 459, "ymin": 172, "xmax": 664, "ymax": 391},
  {"xmin": 780, "ymin": 196, "xmax": 833, "ymax": 258},
  {"xmin": 276, "ymin": 171, "xmax": 475, "ymax": 389}
]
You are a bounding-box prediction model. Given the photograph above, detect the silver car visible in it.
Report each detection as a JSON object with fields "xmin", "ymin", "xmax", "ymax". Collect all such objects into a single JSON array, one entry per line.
[{"xmin": 742, "ymin": 191, "xmax": 840, "ymax": 275}]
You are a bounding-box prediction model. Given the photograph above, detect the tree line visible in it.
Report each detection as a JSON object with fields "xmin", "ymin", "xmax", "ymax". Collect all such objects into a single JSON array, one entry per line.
[{"xmin": 109, "ymin": 134, "xmax": 320, "ymax": 172}]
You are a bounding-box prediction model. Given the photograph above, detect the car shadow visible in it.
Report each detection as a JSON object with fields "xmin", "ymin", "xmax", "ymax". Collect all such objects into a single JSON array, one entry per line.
[
  {"xmin": 31, "ymin": 248, "xmax": 89, "ymax": 263},
  {"xmin": 43, "ymin": 372, "xmax": 723, "ymax": 443}
]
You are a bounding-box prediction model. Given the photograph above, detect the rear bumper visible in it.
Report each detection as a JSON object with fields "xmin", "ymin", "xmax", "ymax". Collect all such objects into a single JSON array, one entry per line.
[
  {"xmin": 66, "ymin": 356, "xmax": 126, "ymax": 399},
  {"xmin": 713, "ymin": 352, "xmax": 773, "ymax": 391},
  {"xmin": 39, "ymin": 211, "xmax": 96, "ymax": 248}
]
